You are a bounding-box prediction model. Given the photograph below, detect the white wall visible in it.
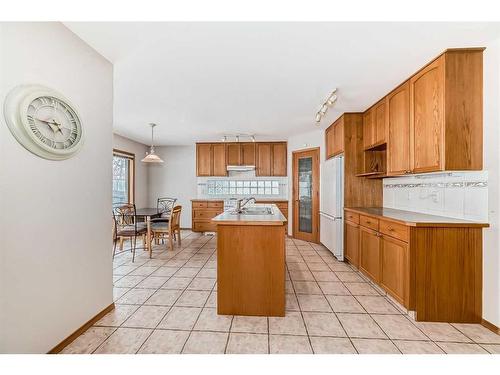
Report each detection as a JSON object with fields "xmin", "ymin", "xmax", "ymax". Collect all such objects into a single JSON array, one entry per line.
[
  {"xmin": 0, "ymin": 23, "xmax": 113, "ymax": 353},
  {"xmin": 147, "ymin": 145, "xmax": 197, "ymax": 228},
  {"xmin": 481, "ymin": 38, "xmax": 500, "ymax": 327},
  {"xmin": 287, "ymin": 129, "xmax": 325, "ymax": 234},
  {"xmin": 113, "ymin": 133, "xmax": 149, "ymax": 208}
]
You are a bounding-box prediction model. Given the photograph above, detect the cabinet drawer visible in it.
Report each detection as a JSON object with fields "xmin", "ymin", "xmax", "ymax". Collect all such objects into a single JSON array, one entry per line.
[
  {"xmin": 192, "ymin": 201, "xmax": 207, "ymax": 208},
  {"xmin": 380, "ymin": 220, "xmax": 409, "ymax": 242},
  {"xmin": 193, "ymin": 221, "xmax": 217, "ymax": 232},
  {"xmin": 345, "ymin": 211, "xmax": 359, "ymax": 224},
  {"xmin": 207, "ymin": 201, "xmax": 223, "ymax": 208},
  {"xmin": 360, "ymin": 215, "xmax": 379, "ymax": 231},
  {"xmin": 193, "ymin": 209, "xmax": 221, "ymax": 220}
]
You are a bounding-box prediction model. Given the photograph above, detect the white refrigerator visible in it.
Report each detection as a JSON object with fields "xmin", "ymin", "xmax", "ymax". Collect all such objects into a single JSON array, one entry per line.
[{"xmin": 320, "ymin": 156, "xmax": 344, "ymax": 260}]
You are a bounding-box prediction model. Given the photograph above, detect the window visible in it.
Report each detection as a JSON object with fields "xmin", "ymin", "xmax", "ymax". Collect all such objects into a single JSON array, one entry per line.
[
  {"xmin": 113, "ymin": 150, "xmax": 135, "ymax": 205},
  {"xmin": 207, "ymin": 180, "xmax": 281, "ymax": 196}
]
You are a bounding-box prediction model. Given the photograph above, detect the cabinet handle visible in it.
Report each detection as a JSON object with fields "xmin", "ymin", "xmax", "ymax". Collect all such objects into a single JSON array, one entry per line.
[
  {"xmin": 365, "ymin": 220, "xmax": 371, "ymax": 224},
  {"xmin": 388, "ymin": 227, "xmax": 394, "ymax": 232}
]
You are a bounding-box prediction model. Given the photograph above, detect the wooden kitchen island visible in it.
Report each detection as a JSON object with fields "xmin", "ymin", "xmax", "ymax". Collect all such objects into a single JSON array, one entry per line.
[{"xmin": 212, "ymin": 204, "xmax": 287, "ymax": 317}]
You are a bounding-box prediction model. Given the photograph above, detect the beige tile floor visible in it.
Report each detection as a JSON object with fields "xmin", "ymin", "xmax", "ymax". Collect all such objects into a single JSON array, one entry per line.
[{"xmin": 62, "ymin": 230, "xmax": 500, "ymax": 354}]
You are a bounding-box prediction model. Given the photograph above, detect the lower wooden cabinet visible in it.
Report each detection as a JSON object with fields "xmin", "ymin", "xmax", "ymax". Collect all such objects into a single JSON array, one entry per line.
[
  {"xmin": 192, "ymin": 200, "xmax": 223, "ymax": 232},
  {"xmin": 344, "ymin": 220, "xmax": 359, "ymax": 267},
  {"xmin": 344, "ymin": 208, "xmax": 487, "ymax": 323},
  {"xmin": 359, "ymin": 226, "xmax": 381, "ymax": 282},
  {"xmin": 380, "ymin": 235, "xmax": 409, "ymax": 307}
]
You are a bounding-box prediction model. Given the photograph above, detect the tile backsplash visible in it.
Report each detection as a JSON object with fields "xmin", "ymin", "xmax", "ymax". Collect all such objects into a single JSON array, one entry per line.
[
  {"xmin": 383, "ymin": 171, "xmax": 488, "ymax": 222},
  {"xmin": 197, "ymin": 170, "xmax": 288, "ymax": 200}
]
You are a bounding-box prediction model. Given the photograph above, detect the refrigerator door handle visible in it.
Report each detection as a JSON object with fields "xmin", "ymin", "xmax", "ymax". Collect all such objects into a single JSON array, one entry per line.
[{"xmin": 319, "ymin": 212, "xmax": 342, "ymax": 221}]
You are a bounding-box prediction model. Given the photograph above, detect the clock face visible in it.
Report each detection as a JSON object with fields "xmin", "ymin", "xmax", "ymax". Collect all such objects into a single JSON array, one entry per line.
[
  {"xmin": 24, "ymin": 96, "xmax": 82, "ymax": 151},
  {"xmin": 4, "ymin": 85, "xmax": 85, "ymax": 160}
]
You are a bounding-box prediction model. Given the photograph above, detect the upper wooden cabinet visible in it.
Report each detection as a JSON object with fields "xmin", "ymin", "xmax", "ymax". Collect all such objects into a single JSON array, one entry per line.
[
  {"xmin": 196, "ymin": 143, "xmax": 227, "ymax": 177},
  {"xmin": 241, "ymin": 143, "xmax": 256, "ymax": 165},
  {"xmin": 408, "ymin": 49, "xmax": 484, "ymax": 173},
  {"xmin": 256, "ymin": 142, "xmax": 287, "ymax": 176},
  {"xmin": 362, "ymin": 109, "xmax": 375, "ymax": 149},
  {"xmin": 325, "ymin": 117, "xmax": 344, "ymax": 159},
  {"xmin": 256, "ymin": 143, "xmax": 272, "ymax": 176},
  {"xmin": 196, "ymin": 143, "xmax": 212, "ymax": 176},
  {"xmin": 387, "ymin": 81, "xmax": 411, "ymax": 175},
  {"xmin": 196, "ymin": 141, "xmax": 286, "ymax": 177},
  {"xmin": 271, "ymin": 143, "xmax": 287, "ymax": 176},
  {"xmin": 363, "ymin": 99, "xmax": 387, "ymax": 150},
  {"xmin": 226, "ymin": 143, "xmax": 241, "ymax": 165},
  {"xmin": 212, "ymin": 143, "xmax": 227, "ymax": 176},
  {"xmin": 226, "ymin": 142, "xmax": 256, "ymax": 166},
  {"xmin": 373, "ymin": 99, "xmax": 387, "ymax": 146},
  {"xmin": 357, "ymin": 48, "xmax": 484, "ymax": 177},
  {"xmin": 410, "ymin": 56, "xmax": 445, "ymax": 173}
]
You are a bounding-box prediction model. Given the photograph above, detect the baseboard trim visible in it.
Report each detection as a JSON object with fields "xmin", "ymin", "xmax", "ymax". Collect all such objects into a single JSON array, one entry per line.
[
  {"xmin": 48, "ymin": 302, "xmax": 115, "ymax": 354},
  {"xmin": 481, "ymin": 318, "xmax": 500, "ymax": 335}
]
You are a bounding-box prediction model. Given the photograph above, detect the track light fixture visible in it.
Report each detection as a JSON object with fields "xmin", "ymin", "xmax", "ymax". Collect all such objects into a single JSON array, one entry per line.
[
  {"xmin": 315, "ymin": 88, "xmax": 338, "ymax": 126},
  {"xmin": 219, "ymin": 134, "xmax": 256, "ymax": 142}
]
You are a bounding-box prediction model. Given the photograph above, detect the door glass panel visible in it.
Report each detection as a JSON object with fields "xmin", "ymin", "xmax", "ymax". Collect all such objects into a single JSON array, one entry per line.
[{"xmin": 298, "ymin": 156, "xmax": 313, "ymax": 233}]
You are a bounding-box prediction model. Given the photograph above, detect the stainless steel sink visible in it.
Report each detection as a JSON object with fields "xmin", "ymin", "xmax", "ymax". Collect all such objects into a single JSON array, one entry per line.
[{"xmin": 231, "ymin": 207, "xmax": 274, "ymax": 215}]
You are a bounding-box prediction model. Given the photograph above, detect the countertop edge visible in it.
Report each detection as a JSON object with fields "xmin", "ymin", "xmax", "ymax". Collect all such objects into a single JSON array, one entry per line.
[
  {"xmin": 212, "ymin": 204, "xmax": 287, "ymax": 226},
  {"xmin": 344, "ymin": 207, "xmax": 489, "ymax": 228}
]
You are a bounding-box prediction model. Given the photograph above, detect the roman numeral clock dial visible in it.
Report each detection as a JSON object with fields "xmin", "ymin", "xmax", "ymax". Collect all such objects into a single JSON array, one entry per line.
[{"xmin": 3, "ymin": 85, "xmax": 84, "ymax": 160}]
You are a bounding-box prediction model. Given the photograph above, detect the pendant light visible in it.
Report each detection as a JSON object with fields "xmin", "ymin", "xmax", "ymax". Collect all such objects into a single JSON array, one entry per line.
[{"xmin": 141, "ymin": 123, "xmax": 164, "ymax": 163}]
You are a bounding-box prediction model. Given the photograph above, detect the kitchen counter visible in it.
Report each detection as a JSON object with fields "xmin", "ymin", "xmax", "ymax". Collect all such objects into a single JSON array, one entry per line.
[
  {"xmin": 212, "ymin": 204, "xmax": 287, "ymax": 226},
  {"xmin": 345, "ymin": 207, "xmax": 489, "ymax": 228},
  {"xmin": 191, "ymin": 198, "xmax": 224, "ymax": 201},
  {"xmin": 191, "ymin": 198, "xmax": 288, "ymax": 202},
  {"xmin": 214, "ymin": 204, "xmax": 286, "ymax": 317}
]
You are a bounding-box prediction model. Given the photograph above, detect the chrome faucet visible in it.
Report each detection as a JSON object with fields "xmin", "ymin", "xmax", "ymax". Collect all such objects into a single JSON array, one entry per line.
[{"xmin": 235, "ymin": 197, "xmax": 256, "ymax": 213}]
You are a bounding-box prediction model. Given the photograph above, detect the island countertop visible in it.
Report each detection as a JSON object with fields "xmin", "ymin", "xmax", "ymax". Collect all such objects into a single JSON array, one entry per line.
[{"xmin": 212, "ymin": 204, "xmax": 287, "ymax": 226}]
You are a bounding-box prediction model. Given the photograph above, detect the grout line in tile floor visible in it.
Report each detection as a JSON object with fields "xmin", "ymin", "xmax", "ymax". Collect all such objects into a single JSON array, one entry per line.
[
  {"xmin": 286, "ymin": 260, "xmax": 315, "ymax": 353},
  {"xmin": 95, "ymin": 231, "xmax": 215, "ymax": 354},
  {"xmin": 62, "ymin": 231, "xmax": 500, "ymax": 354}
]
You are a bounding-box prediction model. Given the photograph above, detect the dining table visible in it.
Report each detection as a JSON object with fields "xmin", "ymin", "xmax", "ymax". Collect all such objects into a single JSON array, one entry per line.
[{"xmin": 135, "ymin": 207, "xmax": 163, "ymax": 258}]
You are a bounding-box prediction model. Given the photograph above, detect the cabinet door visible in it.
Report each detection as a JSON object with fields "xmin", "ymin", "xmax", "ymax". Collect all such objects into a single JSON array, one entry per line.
[
  {"xmin": 241, "ymin": 143, "xmax": 256, "ymax": 165},
  {"xmin": 271, "ymin": 143, "xmax": 287, "ymax": 176},
  {"xmin": 333, "ymin": 119, "xmax": 344, "ymax": 156},
  {"xmin": 256, "ymin": 143, "xmax": 272, "ymax": 176},
  {"xmin": 345, "ymin": 221, "xmax": 359, "ymax": 268},
  {"xmin": 363, "ymin": 109, "xmax": 374, "ymax": 148},
  {"xmin": 212, "ymin": 143, "xmax": 227, "ymax": 176},
  {"xmin": 325, "ymin": 125, "xmax": 335, "ymax": 159},
  {"xmin": 374, "ymin": 99, "xmax": 387, "ymax": 145},
  {"xmin": 387, "ymin": 81, "xmax": 411, "ymax": 175},
  {"xmin": 196, "ymin": 144, "xmax": 212, "ymax": 176},
  {"xmin": 380, "ymin": 235, "xmax": 409, "ymax": 307},
  {"xmin": 359, "ymin": 226, "xmax": 380, "ymax": 282},
  {"xmin": 226, "ymin": 143, "xmax": 241, "ymax": 165},
  {"xmin": 410, "ymin": 56, "xmax": 445, "ymax": 173}
]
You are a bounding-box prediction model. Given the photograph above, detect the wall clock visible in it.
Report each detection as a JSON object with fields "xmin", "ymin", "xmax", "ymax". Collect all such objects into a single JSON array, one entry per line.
[{"xmin": 3, "ymin": 84, "xmax": 84, "ymax": 160}]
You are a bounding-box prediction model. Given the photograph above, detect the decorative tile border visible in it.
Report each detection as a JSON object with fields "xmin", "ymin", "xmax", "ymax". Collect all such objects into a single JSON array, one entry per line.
[{"xmin": 383, "ymin": 181, "xmax": 488, "ymax": 189}]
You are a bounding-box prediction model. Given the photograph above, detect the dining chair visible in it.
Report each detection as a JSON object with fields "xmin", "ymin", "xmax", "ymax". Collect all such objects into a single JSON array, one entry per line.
[
  {"xmin": 112, "ymin": 203, "xmax": 147, "ymax": 262},
  {"xmin": 151, "ymin": 197, "xmax": 177, "ymax": 224},
  {"xmin": 151, "ymin": 205, "xmax": 182, "ymax": 250}
]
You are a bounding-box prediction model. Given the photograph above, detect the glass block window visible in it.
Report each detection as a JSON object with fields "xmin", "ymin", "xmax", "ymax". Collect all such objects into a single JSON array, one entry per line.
[{"xmin": 207, "ymin": 180, "xmax": 281, "ymax": 196}]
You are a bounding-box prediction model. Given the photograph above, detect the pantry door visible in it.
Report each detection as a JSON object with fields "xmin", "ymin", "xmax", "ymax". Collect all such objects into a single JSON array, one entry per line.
[{"xmin": 292, "ymin": 148, "xmax": 320, "ymax": 243}]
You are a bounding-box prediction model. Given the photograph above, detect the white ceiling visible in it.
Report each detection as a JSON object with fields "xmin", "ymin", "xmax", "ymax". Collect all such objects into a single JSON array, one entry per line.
[{"xmin": 65, "ymin": 22, "xmax": 500, "ymax": 146}]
